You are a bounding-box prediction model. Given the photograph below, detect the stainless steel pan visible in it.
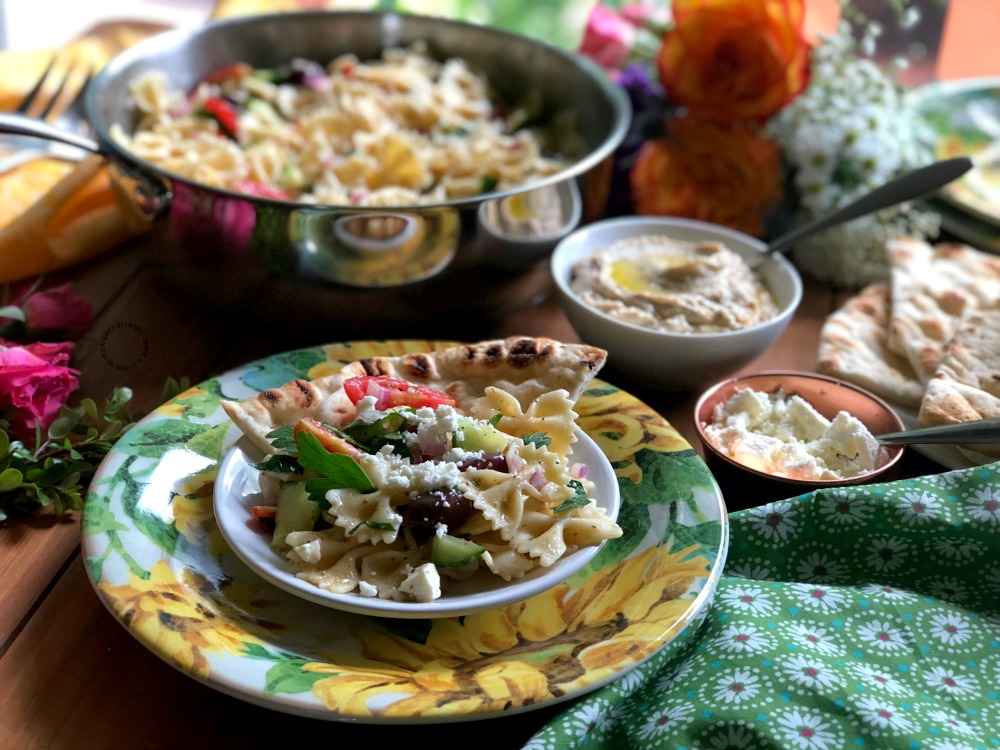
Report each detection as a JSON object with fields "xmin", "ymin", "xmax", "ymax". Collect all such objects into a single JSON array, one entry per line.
[{"xmin": 0, "ymin": 12, "xmax": 630, "ymax": 336}]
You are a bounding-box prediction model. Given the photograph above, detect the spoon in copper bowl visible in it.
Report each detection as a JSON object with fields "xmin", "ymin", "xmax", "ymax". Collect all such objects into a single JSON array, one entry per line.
[
  {"xmin": 751, "ymin": 156, "xmax": 974, "ymax": 270},
  {"xmin": 876, "ymin": 417, "xmax": 1000, "ymax": 445}
]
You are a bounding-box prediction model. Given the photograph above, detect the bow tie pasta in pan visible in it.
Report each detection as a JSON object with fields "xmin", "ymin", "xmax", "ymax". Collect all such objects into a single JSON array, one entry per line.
[{"xmin": 220, "ymin": 337, "xmax": 622, "ymax": 604}]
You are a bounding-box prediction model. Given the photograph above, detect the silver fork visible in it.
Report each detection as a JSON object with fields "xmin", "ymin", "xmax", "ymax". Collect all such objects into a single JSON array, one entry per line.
[{"xmin": 0, "ymin": 57, "xmax": 93, "ymax": 175}]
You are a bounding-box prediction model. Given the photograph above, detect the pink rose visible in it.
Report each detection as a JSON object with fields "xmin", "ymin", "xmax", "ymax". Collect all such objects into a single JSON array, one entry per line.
[
  {"xmin": 0, "ymin": 339, "xmax": 79, "ymax": 441},
  {"xmin": 578, "ymin": 4, "xmax": 638, "ymax": 71},
  {"xmin": 0, "ymin": 282, "xmax": 94, "ymax": 340}
]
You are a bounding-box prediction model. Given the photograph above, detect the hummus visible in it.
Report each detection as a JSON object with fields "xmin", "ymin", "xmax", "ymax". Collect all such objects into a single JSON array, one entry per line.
[
  {"xmin": 703, "ymin": 387, "xmax": 887, "ymax": 480},
  {"xmin": 570, "ymin": 235, "xmax": 779, "ymax": 333}
]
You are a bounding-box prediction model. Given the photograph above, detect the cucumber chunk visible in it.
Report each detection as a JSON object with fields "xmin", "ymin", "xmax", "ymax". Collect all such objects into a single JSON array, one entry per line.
[
  {"xmin": 454, "ymin": 418, "xmax": 508, "ymax": 454},
  {"xmin": 271, "ymin": 481, "xmax": 319, "ymax": 553},
  {"xmin": 431, "ymin": 534, "xmax": 486, "ymax": 568}
]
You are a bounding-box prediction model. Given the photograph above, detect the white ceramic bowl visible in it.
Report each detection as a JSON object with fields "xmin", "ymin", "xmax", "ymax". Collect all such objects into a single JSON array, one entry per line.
[
  {"xmin": 551, "ymin": 216, "xmax": 803, "ymax": 390},
  {"xmin": 214, "ymin": 430, "xmax": 621, "ymax": 619}
]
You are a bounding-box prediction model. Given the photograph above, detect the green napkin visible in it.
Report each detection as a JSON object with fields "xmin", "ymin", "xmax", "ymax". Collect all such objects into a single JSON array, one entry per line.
[{"xmin": 525, "ymin": 462, "xmax": 1000, "ymax": 749}]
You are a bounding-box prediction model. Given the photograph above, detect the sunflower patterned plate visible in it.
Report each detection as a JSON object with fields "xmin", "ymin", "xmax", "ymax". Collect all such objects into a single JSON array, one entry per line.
[
  {"xmin": 81, "ymin": 340, "xmax": 728, "ymax": 722},
  {"xmin": 910, "ymin": 77, "xmax": 1000, "ymax": 227}
]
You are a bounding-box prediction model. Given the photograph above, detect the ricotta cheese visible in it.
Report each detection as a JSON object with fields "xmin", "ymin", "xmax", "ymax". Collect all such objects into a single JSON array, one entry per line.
[{"xmin": 703, "ymin": 387, "xmax": 887, "ymax": 480}]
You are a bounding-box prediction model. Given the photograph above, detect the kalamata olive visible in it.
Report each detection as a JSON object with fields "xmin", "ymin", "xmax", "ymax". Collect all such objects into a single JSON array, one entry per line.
[
  {"xmin": 276, "ymin": 58, "xmax": 327, "ymax": 85},
  {"xmin": 457, "ymin": 452, "xmax": 508, "ymax": 472},
  {"xmin": 402, "ymin": 490, "xmax": 475, "ymax": 544}
]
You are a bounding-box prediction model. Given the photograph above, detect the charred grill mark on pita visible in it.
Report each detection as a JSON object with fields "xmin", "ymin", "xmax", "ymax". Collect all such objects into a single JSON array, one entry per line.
[
  {"xmin": 481, "ymin": 343, "xmax": 504, "ymax": 363},
  {"xmin": 508, "ymin": 338, "xmax": 543, "ymax": 368},
  {"xmin": 260, "ymin": 389, "xmax": 281, "ymax": 404},
  {"xmin": 400, "ymin": 353, "xmax": 433, "ymax": 378},
  {"xmin": 356, "ymin": 359, "xmax": 385, "ymax": 376},
  {"xmin": 292, "ymin": 379, "xmax": 315, "ymax": 407}
]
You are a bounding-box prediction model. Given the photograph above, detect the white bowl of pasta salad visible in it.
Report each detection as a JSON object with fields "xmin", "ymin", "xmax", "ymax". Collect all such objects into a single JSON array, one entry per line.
[{"xmin": 214, "ymin": 369, "xmax": 622, "ymax": 619}]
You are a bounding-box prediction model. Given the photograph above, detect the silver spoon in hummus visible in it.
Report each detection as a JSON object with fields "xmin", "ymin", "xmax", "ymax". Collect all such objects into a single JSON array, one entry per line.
[{"xmin": 751, "ymin": 156, "xmax": 974, "ymax": 270}]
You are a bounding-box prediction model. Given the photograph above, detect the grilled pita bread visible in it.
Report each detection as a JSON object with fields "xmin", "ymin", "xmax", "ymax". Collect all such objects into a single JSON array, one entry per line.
[
  {"xmin": 817, "ymin": 282, "xmax": 924, "ymax": 408},
  {"xmin": 919, "ymin": 310, "xmax": 1000, "ymax": 458},
  {"xmin": 222, "ymin": 337, "xmax": 608, "ymax": 455},
  {"xmin": 885, "ymin": 238, "xmax": 1000, "ymax": 382}
]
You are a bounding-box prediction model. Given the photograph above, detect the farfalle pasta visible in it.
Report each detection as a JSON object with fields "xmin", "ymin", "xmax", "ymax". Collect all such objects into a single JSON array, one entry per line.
[
  {"xmin": 110, "ymin": 43, "xmax": 568, "ymax": 206},
  {"xmin": 220, "ymin": 337, "xmax": 622, "ymax": 603}
]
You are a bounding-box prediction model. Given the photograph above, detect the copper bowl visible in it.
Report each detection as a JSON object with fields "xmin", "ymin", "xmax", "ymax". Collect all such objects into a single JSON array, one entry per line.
[{"xmin": 694, "ymin": 371, "xmax": 907, "ymax": 508}]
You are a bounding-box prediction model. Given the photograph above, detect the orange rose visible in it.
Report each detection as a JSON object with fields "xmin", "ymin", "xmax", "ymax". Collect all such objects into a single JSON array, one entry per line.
[
  {"xmin": 657, "ymin": 0, "xmax": 810, "ymax": 124},
  {"xmin": 630, "ymin": 117, "xmax": 783, "ymax": 237}
]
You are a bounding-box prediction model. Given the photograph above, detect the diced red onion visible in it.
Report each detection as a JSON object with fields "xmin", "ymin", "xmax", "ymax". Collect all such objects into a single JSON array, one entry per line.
[
  {"xmin": 302, "ymin": 72, "xmax": 329, "ymax": 90},
  {"xmin": 529, "ymin": 468, "xmax": 547, "ymax": 489}
]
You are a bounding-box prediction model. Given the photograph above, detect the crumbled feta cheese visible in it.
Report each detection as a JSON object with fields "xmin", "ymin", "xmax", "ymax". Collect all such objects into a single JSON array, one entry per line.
[
  {"xmin": 293, "ymin": 539, "xmax": 323, "ymax": 565},
  {"xmin": 399, "ymin": 562, "xmax": 441, "ymax": 602},
  {"xmin": 704, "ymin": 387, "xmax": 887, "ymax": 480},
  {"xmin": 358, "ymin": 580, "xmax": 378, "ymax": 598}
]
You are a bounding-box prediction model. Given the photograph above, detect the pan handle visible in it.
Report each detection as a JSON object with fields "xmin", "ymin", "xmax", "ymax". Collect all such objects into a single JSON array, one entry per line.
[
  {"xmin": 0, "ymin": 113, "xmax": 172, "ymax": 219},
  {"xmin": 0, "ymin": 113, "xmax": 104, "ymax": 154}
]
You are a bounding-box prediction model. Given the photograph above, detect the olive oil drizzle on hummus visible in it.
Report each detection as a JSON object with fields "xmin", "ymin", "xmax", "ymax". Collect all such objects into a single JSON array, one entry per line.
[{"xmin": 571, "ymin": 235, "xmax": 779, "ymax": 333}]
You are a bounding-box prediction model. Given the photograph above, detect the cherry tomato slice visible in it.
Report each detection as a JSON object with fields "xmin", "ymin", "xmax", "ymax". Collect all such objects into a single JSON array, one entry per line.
[
  {"xmin": 343, "ymin": 375, "xmax": 455, "ymax": 409},
  {"xmin": 203, "ymin": 62, "xmax": 253, "ymax": 85},
  {"xmin": 202, "ymin": 97, "xmax": 239, "ymax": 139},
  {"xmin": 250, "ymin": 505, "xmax": 277, "ymax": 532}
]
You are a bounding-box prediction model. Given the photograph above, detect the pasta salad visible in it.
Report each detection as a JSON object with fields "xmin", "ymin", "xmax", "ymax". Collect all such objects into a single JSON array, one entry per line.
[
  {"xmin": 248, "ymin": 375, "xmax": 622, "ymax": 603},
  {"xmin": 111, "ymin": 43, "xmax": 569, "ymax": 207}
]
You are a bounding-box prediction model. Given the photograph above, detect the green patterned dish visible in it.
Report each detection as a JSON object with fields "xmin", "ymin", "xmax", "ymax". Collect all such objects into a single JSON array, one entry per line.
[
  {"xmin": 81, "ymin": 340, "xmax": 728, "ymax": 722},
  {"xmin": 910, "ymin": 77, "xmax": 1000, "ymax": 227}
]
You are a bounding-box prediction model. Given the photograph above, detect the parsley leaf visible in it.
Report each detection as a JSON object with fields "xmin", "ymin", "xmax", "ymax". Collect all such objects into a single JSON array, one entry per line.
[
  {"xmin": 296, "ymin": 431, "xmax": 375, "ymax": 492},
  {"xmin": 553, "ymin": 479, "xmax": 590, "ymax": 513},
  {"xmin": 265, "ymin": 425, "xmax": 297, "ymax": 453},
  {"xmin": 522, "ymin": 432, "xmax": 552, "ymax": 448},
  {"xmin": 348, "ymin": 520, "xmax": 396, "ymax": 535},
  {"xmin": 254, "ymin": 454, "xmax": 301, "ymax": 474},
  {"xmin": 489, "ymin": 414, "xmax": 503, "ymax": 427}
]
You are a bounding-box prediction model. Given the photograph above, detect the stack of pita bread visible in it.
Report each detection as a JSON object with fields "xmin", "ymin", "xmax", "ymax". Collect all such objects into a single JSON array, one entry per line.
[{"xmin": 817, "ymin": 237, "xmax": 1000, "ymax": 464}]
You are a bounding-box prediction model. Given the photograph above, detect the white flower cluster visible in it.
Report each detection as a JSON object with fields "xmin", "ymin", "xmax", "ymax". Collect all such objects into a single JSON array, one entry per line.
[{"xmin": 766, "ymin": 21, "xmax": 941, "ymax": 288}]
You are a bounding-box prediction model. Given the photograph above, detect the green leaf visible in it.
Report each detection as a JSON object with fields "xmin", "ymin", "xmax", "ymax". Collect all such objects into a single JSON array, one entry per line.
[
  {"xmin": 553, "ymin": 479, "xmax": 590, "ymax": 512},
  {"xmin": 667, "ymin": 520, "xmax": 723, "ymax": 559},
  {"xmin": 186, "ymin": 422, "xmax": 229, "ymax": 461},
  {"xmin": 265, "ymin": 426, "xmax": 297, "ymax": 453},
  {"xmin": 131, "ymin": 510, "xmax": 179, "ymax": 555},
  {"xmin": 0, "ymin": 467, "xmax": 23, "ymax": 492},
  {"xmin": 82, "ymin": 500, "xmax": 129, "ymax": 536},
  {"xmin": 0, "ymin": 430, "xmax": 9, "ymax": 456},
  {"xmin": 522, "ymin": 432, "xmax": 552, "ymax": 448},
  {"xmin": 255, "ymin": 455, "xmax": 301, "ymax": 474},
  {"xmin": 263, "ymin": 658, "xmax": 326, "ymax": 696},
  {"xmin": 296, "ymin": 432, "xmax": 375, "ymax": 492},
  {"xmin": 34, "ymin": 484, "xmax": 52, "ymax": 507},
  {"xmin": 0, "ymin": 305, "xmax": 26, "ymax": 321},
  {"xmin": 81, "ymin": 398, "xmax": 99, "ymax": 421},
  {"xmin": 105, "ymin": 387, "xmax": 134, "ymax": 416},
  {"xmin": 169, "ymin": 383, "xmax": 219, "ymax": 420},
  {"xmin": 240, "ymin": 642, "xmax": 271, "ymax": 659},
  {"xmin": 348, "ymin": 520, "xmax": 395, "ymax": 535},
  {"xmin": 116, "ymin": 421, "xmax": 214, "ymax": 459}
]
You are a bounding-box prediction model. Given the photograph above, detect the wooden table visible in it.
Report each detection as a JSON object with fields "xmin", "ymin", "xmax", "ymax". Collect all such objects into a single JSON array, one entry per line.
[{"xmin": 0, "ymin": 231, "xmax": 939, "ymax": 750}]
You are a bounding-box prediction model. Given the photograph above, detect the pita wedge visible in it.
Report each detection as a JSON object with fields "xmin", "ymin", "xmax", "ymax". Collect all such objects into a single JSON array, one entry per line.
[
  {"xmin": 222, "ymin": 337, "xmax": 608, "ymax": 455},
  {"xmin": 885, "ymin": 238, "xmax": 1000, "ymax": 382},
  {"xmin": 919, "ymin": 309, "xmax": 1000, "ymax": 460},
  {"xmin": 817, "ymin": 282, "xmax": 924, "ymax": 408}
]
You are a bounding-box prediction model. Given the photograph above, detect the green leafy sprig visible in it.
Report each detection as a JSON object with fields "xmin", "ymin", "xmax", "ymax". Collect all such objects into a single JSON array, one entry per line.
[{"xmin": 0, "ymin": 377, "xmax": 188, "ymax": 521}]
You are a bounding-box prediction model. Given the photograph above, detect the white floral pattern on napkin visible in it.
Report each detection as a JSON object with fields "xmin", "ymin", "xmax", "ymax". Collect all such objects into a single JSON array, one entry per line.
[{"xmin": 526, "ymin": 462, "xmax": 1000, "ymax": 749}]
